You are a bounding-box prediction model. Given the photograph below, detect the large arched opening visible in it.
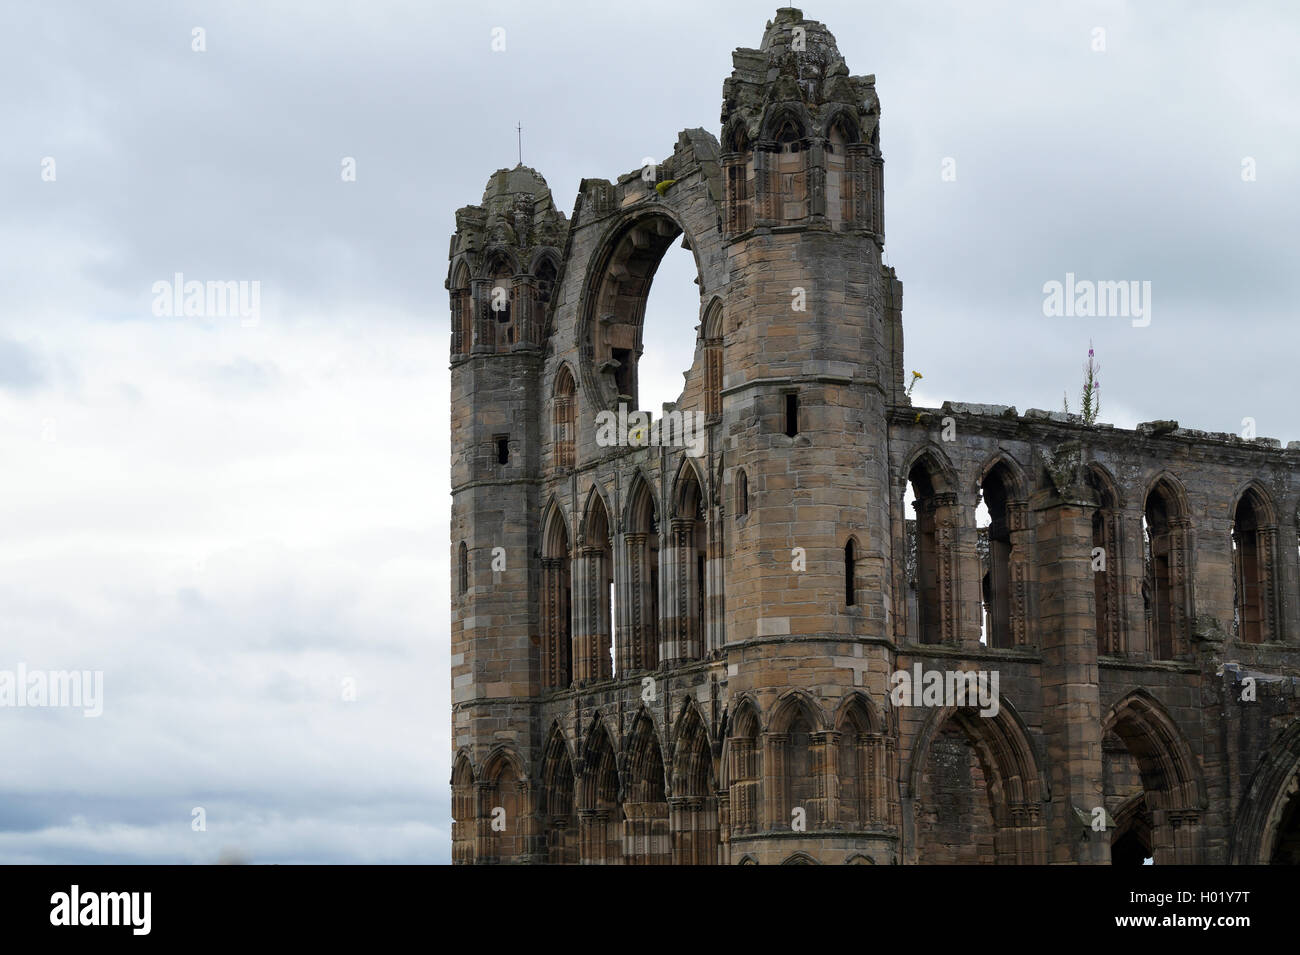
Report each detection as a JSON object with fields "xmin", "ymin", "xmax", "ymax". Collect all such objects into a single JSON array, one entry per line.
[
  {"xmin": 1102, "ymin": 692, "xmax": 1205, "ymax": 863},
  {"xmin": 580, "ymin": 211, "xmax": 703, "ymax": 416}
]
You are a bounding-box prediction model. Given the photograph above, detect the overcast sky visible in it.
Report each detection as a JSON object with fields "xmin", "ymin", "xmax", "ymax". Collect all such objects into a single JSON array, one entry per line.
[{"xmin": 1, "ymin": 1, "xmax": 1296, "ymax": 864}]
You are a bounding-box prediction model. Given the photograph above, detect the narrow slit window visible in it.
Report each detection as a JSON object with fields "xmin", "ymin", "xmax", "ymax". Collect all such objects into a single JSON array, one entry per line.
[
  {"xmin": 845, "ymin": 540, "xmax": 856, "ymax": 606},
  {"xmin": 496, "ymin": 436, "xmax": 510, "ymax": 465},
  {"xmin": 784, "ymin": 393, "xmax": 799, "ymax": 437}
]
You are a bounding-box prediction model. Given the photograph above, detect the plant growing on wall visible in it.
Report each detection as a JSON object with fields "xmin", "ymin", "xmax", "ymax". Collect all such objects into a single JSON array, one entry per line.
[{"xmin": 1063, "ymin": 344, "xmax": 1101, "ymax": 424}]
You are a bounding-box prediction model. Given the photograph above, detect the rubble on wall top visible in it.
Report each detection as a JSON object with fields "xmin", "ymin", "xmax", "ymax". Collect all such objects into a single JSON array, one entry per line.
[
  {"xmin": 941, "ymin": 401, "xmax": 1018, "ymax": 418},
  {"xmin": 911, "ymin": 403, "xmax": 1297, "ymax": 454}
]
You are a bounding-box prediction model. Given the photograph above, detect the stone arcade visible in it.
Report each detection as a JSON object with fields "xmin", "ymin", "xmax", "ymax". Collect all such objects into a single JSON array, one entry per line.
[{"xmin": 447, "ymin": 9, "xmax": 1300, "ymax": 864}]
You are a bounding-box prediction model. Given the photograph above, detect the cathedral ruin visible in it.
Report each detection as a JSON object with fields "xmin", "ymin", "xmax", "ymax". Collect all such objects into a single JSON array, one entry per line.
[{"xmin": 447, "ymin": 8, "xmax": 1300, "ymax": 864}]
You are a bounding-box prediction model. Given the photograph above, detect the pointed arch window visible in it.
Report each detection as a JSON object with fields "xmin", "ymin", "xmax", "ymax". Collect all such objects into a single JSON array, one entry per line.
[
  {"xmin": 1233, "ymin": 488, "xmax": 1278, "ymax": 645},
  {"xmin": 1143, "ymin": 479, "xmax": 1192, "ymax": 660},
  {"xmin": 553, "ymin": 366, "xmax": 576, "ymax": 469}
]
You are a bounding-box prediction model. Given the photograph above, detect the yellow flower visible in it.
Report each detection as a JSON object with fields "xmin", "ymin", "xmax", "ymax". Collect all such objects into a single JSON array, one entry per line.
[{"xmin": 911, "ymin": 371, "xmax": 923, "ymax": 380}]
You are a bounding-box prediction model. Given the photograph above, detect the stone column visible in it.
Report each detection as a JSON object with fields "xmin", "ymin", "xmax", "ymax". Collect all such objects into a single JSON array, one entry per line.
[
  {"xmin": 1009, "ymin": 500, "xmax": 1032, "ymax": 646},
  {"xmin": 1033, "ymin": 485, "xmax": 1107, "ymax": 863},
  {"xmin": 1170, "ymin": 516, "xmax": 1194, "ymax": 657}
]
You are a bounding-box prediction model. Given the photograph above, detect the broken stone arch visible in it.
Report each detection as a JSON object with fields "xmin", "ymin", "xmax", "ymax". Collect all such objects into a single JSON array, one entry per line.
[{"xmin": 575, "ymin": 207, "xmax": 711, "ymax": 413}]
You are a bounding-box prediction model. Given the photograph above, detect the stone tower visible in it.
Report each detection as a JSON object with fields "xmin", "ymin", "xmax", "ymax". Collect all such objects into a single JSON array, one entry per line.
[{"xmin": 448, "ymin": 8, "xmax": 1300, "ymax": 865}]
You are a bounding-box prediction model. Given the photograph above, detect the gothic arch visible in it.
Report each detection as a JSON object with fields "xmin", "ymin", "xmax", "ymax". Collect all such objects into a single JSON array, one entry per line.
[
  {"xmin": 622, "ymin": 470, "xmax": 660, "ymax": 530},
  {"xmin": 722, "ymin": 118, "xmax": 751, "ymax": 154},
  {"xmin": 541, "ymin": 496, "xmax": 571, "ymax": 555},
  {"xmin": 977, "ymin": 453, "xmax": 1031, "ymax": 649},
  {"xmin": 768, "ymin": 691, "xmax": 825, "ymax": 830},
  {"xmin": 781, "ymin": 851, "xmax": 821, "ymax": 865},
  {"xmin": 479, "ymin": 745, "xmax": 527, "ymax": 864},
  {"xmin": 819, "ymin": 105, "xmax": 862, "ymax": 143},
  {"xmin": 528, "ymin": 247, "xmax": 561, "ymax": 278},
  {"xmin": 904, "ymin": 446, "xmax": 967, "ymax": 647},
  {"xmin": 1102, "ymin": 690, "xmax": 1207, "ymax": 863},
  {"xmin": 480, "ymin": 744, "xmax": 527, "ymax": 783},
  {"xmin": 899, "ymin": 444, "xmax": 959, "ymax": 496},
  {"xmin": 906, "ymin": 697, "xmax": 1046, "ymax": 803},
  {"xmin": 833, "ymin": 689, "xmax": 884, "ymax": 735},
  {"xmin": 619, "ymin": 471, "xmax": 660, "ymax": 672},
  {"xmin": 664, "ymin": 457, "xmax": 708, "ymax": 663},
  {"xmin": 834, "ymin": 691, "xmax": 890, "ymax": 830},
  {"xmin": 539, "ymin": 723, "xmax": 578, "ymax": 864},
  {"xmin": 579, "ymin": 484, "xmax": 613, "ymax": 546},
  {"xmin": 726, "ymin": 694, "xmax": 763, "ymax": 745},
  {"xmin": 1108, "ymin": 791, "xmax": 1153, "ymax": 865},
  {"xmin": 450, "ymin": 750, "xmax": 476, "ymax": 865},
  {"xmin": 1229, "ymin": 719, "xmax": 1300, "ymax": 863},
  {"xmin": 768, "ymin": 689, "xmax": 827, "ymax": 733},
  {"xmin": 477, "ymin": 245, "xmax": 520, "ymax": 280},
  {"xmin": 1087, "ymin": 462, "xmax": 1124, "ymax": 509},
  {"xmin": 671, "ymin": 456, "xmax": 707, "ymax": 519},
  {"xmin": 901, "ymin": 445, "xmax": 961, "ymax": 646},
  {"xmin": 1143, "ymin": 474, "xmax": 1193, "ymax": 660},
  {"xmin": 623, "ymin": 708, "xmax": 670, "ymax": 864},
  {"xmin": 759, "ymin": 103, "xmax": 813, "ymax": 142},
  {"xmin": 540, "ymin": 498, "xmax": 573, "ymax": 689},
  {"xmin": 551, "ymin": 364, "xmax": 577, "ymax": 470},
  {"xmin": 1229, "ymin": 479, "xmax": 1278, "ymax": 525},
  {"xmin": 906, "ymin": 697, "xmax": 1048, "ymax": 864},
  {"xmin": 725, "ymin": 696, "xmax": 763, "ymax": 837},
  {"xmin": 702, "ymin": 297, "xmax": 725, "ymax": 418},
  {"xmin": 974, "ymin": 450, "xmax": 1030, "ymax": 503},
  {"xmin": 701, "ymin": 295, "xmax": 725, "ymax": 340},
  {"xmin": 577, "ymin": 714, "xmax": 623, "ymax": 864},
  {"xmin": 1088, "ymin": 463, "xmax": 1125, "ymax": 655},
  {"xmin": 573, "ymin": 487, "xmax": 614, "ymax": 685},
  {"xmin": 1144, "ymin": 471, "xmax": 1192, "ymax": 517},
  {"xmin": 1231, "ymin": 481, "xmax": 1281, "ymax": 644},
  {"xmin": 672, "ymin": 699, "xmax": 718, "ymax": 794}
]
